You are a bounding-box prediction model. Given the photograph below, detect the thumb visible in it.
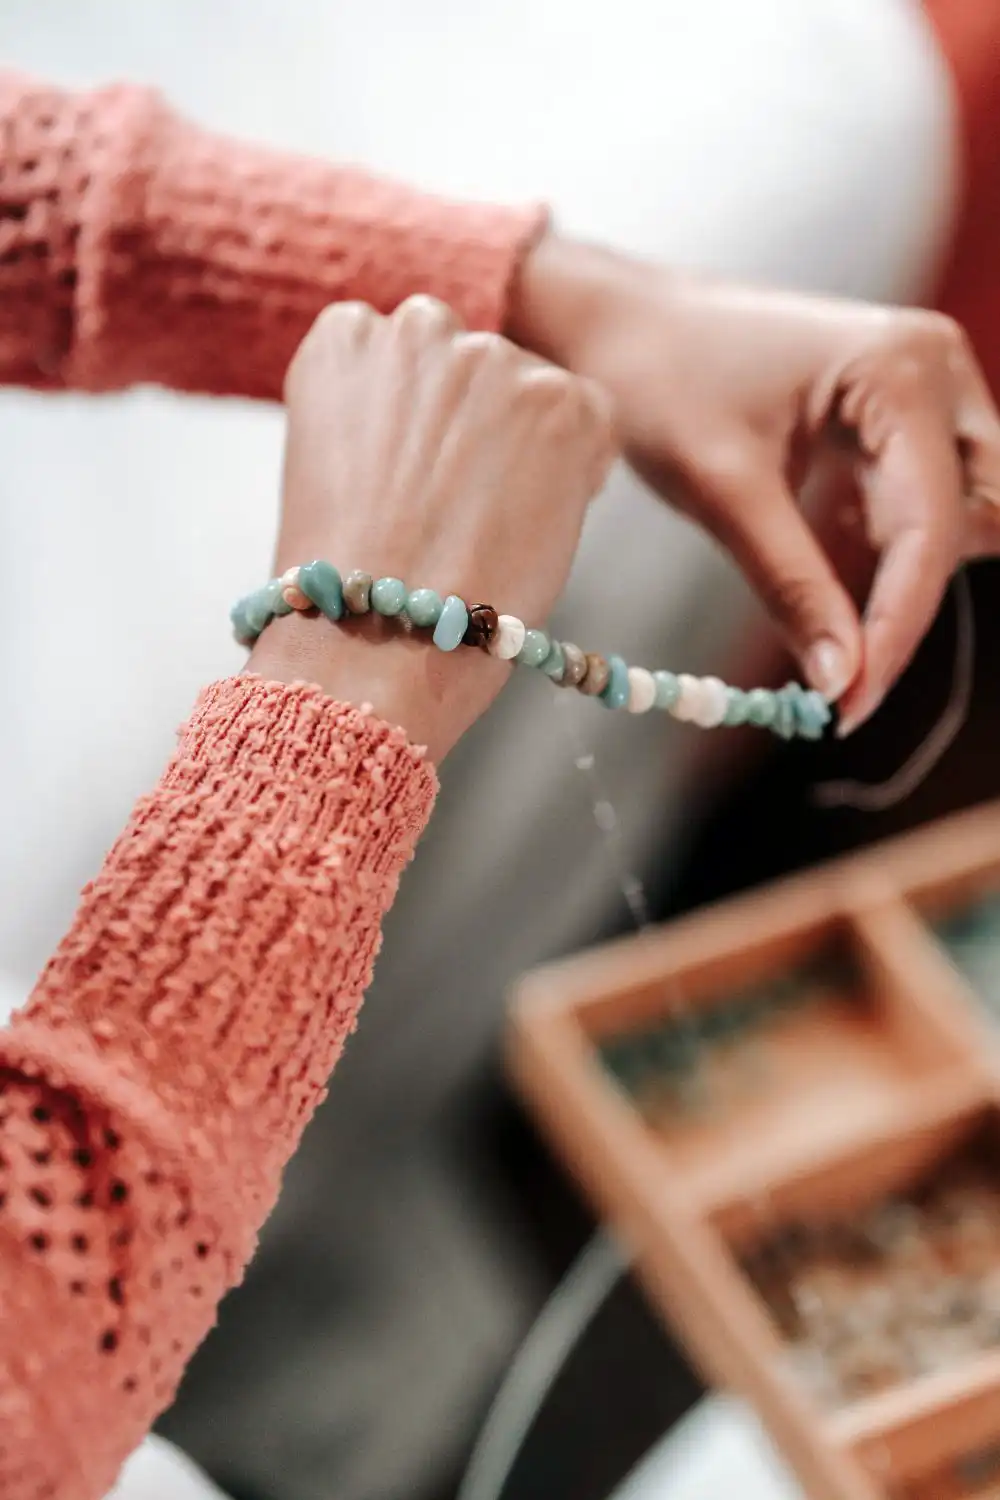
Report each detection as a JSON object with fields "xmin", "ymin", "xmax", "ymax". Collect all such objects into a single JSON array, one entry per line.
[{"xmin": 698, "ymin": 459, "xmax": 863, "ymax": 701}]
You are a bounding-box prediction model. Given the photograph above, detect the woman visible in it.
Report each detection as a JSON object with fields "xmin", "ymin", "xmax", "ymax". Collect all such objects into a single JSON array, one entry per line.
[{"xmin": 0, "ymin": 294, "xmax": 614, "ymax": 1499}]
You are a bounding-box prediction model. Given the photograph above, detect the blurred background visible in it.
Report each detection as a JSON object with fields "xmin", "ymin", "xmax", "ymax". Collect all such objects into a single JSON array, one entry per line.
[{"xmin": 3, "ymin": 2, "xmax": 1000, "ymax": 1498}]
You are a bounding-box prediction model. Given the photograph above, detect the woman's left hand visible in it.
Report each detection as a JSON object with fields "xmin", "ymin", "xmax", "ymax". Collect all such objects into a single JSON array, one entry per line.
[{"xmin": 511, "ymin": 236, "xmax": 1000, "ymax": 734}]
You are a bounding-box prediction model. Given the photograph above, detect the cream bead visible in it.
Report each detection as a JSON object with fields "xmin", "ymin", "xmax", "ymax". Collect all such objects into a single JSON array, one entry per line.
[
  {"xmin": 693, "ymin": 675, "xmax": 729, "ymax": 728},
  {"xmin": 626, "ymin": 667, "xmax": 656, "ymax": 713},
  {"xmin": 280, "ymin": 565, "xmax": 311, "ymax": 611},
  {"xmin": 489, "ymin": 614, "xmax": 526, "ymax": 661},
  {"xmin": 672, "ymin": 673, "xmax": 703, "ymax": 722}
]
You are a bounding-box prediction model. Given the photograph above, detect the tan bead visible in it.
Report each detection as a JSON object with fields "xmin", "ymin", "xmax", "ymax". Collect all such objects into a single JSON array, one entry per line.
[
  {"xmin": 560, "ymin": 642, "xmax": 587, "ymax": 687},
  {"xmin": 342, "ymin": 570, "xmax": 373, "ymax": 614},
  {"xmin": 579, "ymin": 653, "xmax": 610, "ymax": 696},
  {"xmin": 282, "ymin": 584, "xmax": 311, "ymax": 611}
]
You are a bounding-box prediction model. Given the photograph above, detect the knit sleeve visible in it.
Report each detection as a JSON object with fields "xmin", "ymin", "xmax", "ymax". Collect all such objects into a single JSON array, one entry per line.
[
  {"xmin": 0, "ymin": 71, "xmax": 546, "ymax": 399},
  {"xmin": 0, "ymin": 675, "xmax": 437, "ymax": 1500}
]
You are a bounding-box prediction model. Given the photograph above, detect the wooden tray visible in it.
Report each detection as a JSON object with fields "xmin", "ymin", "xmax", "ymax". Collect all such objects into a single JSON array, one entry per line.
[{"xmin": 507, "ymin": 802, "xmax": 1000, "ymax": 1500}]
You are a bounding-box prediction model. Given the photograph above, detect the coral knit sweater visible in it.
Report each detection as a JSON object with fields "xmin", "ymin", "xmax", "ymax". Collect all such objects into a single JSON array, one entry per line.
[{"xmin": 0, "ymin": 74, "xmax": 542, "ymax": 1500}]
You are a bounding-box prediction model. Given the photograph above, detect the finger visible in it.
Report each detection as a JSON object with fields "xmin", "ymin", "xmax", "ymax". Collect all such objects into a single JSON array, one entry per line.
[
  {"xmin": 836, "ymin": 405, "xmax": 962, "ymax": 736},
  {"xmin": 695, "ymin": 457, "xmax": 863, "ymax": 701}
]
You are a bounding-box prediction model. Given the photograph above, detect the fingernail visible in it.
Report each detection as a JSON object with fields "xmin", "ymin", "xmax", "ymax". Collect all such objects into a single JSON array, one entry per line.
[{"xmin": 805, "ymin": 639, "xmax": 852, "ymax": 702}]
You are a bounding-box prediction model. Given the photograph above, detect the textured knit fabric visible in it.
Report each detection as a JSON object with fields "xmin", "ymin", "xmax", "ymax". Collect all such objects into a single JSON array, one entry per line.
[
  {"xmin": 0, "ymin": 676, "xmax": 437, "ymax": 1500},
  {"xmin": 0, "ymin": 72, "xmax": 545, "ymax": 398}
]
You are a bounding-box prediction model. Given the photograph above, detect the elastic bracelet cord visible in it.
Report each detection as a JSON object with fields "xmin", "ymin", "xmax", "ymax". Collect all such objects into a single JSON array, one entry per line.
[{"xmin": 231, "ymin": 561, "xmax": 833, "ymax": 741}]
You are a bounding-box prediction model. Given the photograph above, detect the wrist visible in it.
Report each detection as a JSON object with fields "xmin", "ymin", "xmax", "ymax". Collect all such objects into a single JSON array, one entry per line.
[
  {"xmin": 247, "ymin": 611, "xmax": 502, "ymax": 765},
  {"xmin": 506, "ymin": 232, "xmax": 622, "ymax": 369}
]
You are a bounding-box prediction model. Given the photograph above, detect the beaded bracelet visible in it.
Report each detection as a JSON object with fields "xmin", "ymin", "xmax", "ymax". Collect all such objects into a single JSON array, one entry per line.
[{"xmin": 231, "ymin": 561, "xmax": 833, "ymax": 741}]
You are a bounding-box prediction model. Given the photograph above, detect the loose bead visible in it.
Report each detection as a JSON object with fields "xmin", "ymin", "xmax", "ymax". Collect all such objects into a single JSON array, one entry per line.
[
  {"xmin": 406, "ymin": 588, "xmax": 444, "ymax": 628},
  {"xmin": 516, "ymin": 629, "xmax": 551, "ymax": 668},
  {"xmin": 343, "ymin": 570, "xmax": 373, "ymax": 614},
  {"xmin": 579, "ymin": 653, "xmax": 610, "ymax": 696},
  {"xmin": 299, "ymin": 559, "xmax": 344, "ymax": 621},
  {"xmin": 600, "ymin": 654, "xmax": 630, "ymax": 710},
  {"xmin": 723, "ymin": 688, "xmax": 749, "ymax": 726},
  {"xmin": 672, "ymin": 674, "xmax": 703, "ymax": 722},
  {"xmin": 432, "ymin": 594, "xmax": 469, "ymax": 651},
  {"xmin": 464, "ymin": 603, "xmax": 499, "ymax": 647},
  {"xmin": 560, "ymin": 642, "xmax": 587, "ymax": 687},
  {"xmin": 695, "ymin": 676, "xmax": 729, "ymax": 729},
  {"xmin": 653, "ymin": 671, "xmax": 680, "ymax": 711},
  {"xmin": 371, "ymin": 577, "xmax": 408, "ymax": 616},
  {"xmin": 627, "ymin": 667, "xmax": 657, "ymax": 713},
  {"xmin": 746, "ymin": 688, "xmax": 777, "ymax": 728},
  {"xmin": 542, "ymin": 641, "xmax": 565, "ymax": 680},
  {"xmin": 490, "ymin": 614, "xmax": 526, "ymax": 661}
]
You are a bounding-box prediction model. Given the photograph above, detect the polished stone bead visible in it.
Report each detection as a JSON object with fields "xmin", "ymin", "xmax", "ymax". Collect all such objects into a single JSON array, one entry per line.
[
  {"xmin": 342, "ymin": 570, "xmax": 373, "ymax": 614},
  {"xmin": 694, "ymin": 675, "xmax": 729, "ymax": 728},
  {"xmin": 299, "ymin": 559, "xmax": 344, "ymax": 621},
  {"xmin": 371, "ymin": 576, "xmax": 408, "ymax": 617},
  {"xmin": 541, "ymin": 641, "xmax": 565, "ymax": 680},
  {"xmin": 516, "ymin": 628, "xmax": 551, "ymax": 668},
  {"xmin": 772, "ymin": 685, "xmax": 797, "ymax": 740},
  {"xmin": 745, "ymin": 688, "xmax": 777, "ymax": 727},
  {"xmin": 723, "ymin": 688, "xmax": 748, "ymax": 725},
  {"xmin": 230, "ymin": 597, "xmax": 256, "ymax": 643},
  {"xmin": 244, "ymin": 585, "xmax": 277, "ymax": 635},
  {"xmin": 491, "ymin": 614, "xmax": 526, "ymax": 660},
  {"xmin": 795, "ymin": 687, "xmax": 832, "ymax": 741},
  {"xmin": 267, "ymin": 577, "xmax": 294, "ymax": 617},
  {"xmin": 462, "ymin": 602, "xmax": 499, "ymax": 646},
  {"xmin": 432, "ymin": 594, "xmax": 469, "ymax": 651},
  {"xmin": 580, "ymin": 653, "xmax": 610, "ymax": 696},
  {"xmin": 600, "ymin": 654, "xmax": 630, "ymax": 709},
  {"xmin": 653, "ymin": 670, "xmax": 680, "ymax": 711},
  {"xmin": 627, "ymin": 667, "xmax": 656, "ymax": 713},
  {"xmin": 406, "ymin": 588, "xmax": 444, "ymax": 628},
  {"xmin": 560, "ymin": 642, "xmax": 587, "ymax": 687},
  {"xmin": 672, "ymin": 674, "xmax": 703, "ymax": 722}
]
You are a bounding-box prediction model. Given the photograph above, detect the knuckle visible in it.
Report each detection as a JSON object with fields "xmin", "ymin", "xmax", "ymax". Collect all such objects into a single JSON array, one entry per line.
[
  {"xmin": 393, "ymin": 293, "xmax": 462, "ymax": 336},
  {"xmin": 283, "ymin": 301, "xmax": 374, "ymax": 400},
  {"xmin": 767, "ymin": 571, "xmax": 824, "ymax": 630}
]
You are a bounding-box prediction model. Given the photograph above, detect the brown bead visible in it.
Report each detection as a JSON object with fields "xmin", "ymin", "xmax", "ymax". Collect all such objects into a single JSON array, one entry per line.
[
  {"xmin": 579, "ymin": 652, "xmax": 610, "ymax": 696},
  {"xmin": 463, "ymin": 603, "xmax": 499, "ymax": 648},
  {"xmin": 342, "ymin": 570, "xmax": 373, "ymax": 614},
  {"xmin": 560, "ymin": 642, "xmax": 587, "ymax": 687}
]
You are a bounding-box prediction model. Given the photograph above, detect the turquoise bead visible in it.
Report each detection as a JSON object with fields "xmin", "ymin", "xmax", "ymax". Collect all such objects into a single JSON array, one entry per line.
[
  {"xmin": 541, "ymin": 642, "xmax": 565, "ymax": 680},
  {"xmin": 653, "ymin": 671, "xmax": 680, "ymax": 711},
  {"xmin": 600, "ymin": 654, "xmax": 630, "ymax": 710},
  {"xmin": 432, "ymin": 594, "xmax": 469, "ymax": 651},
  {"xmin": 772, "ymin": 685, "xmax": 796, "ymax": 741},
  {"xmin": 268, "ymin": 578, "xmax": 293, "ymax": 617},
  {"xmin": 723, "ymin": 688, "xmax": 749, "ymax": 726},
  {"xmin": 517, "ymin": 629, "xmax": 551, "ymax": 668},
  {"xmin": 795, "ymin": 688, "xmax": 832, "ymax": 741},
  {"xmin": 371, "ymin": 577, "xmax": 407, "ymax": 617},
  {"xmin": 745, "ymin": 688, "xmax": 777, "ymax": 728},
  {"xmin": 299, "ymin": 559, "xmax": 344, "ymax": 621},
  {"xmin": 405, "ymin": 588, "xmax": 443, "ymax": 628},
  {"xmin": 230, "ymin": 596, "xmax": 257, "ymax": 643},
  {"xmin": 244, "ymin": 584, "xmax": 277, "ymax": 635}
]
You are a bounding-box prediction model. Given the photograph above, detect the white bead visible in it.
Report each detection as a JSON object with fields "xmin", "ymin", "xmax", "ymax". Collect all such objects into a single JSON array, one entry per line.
[
  {"xmin": 281, "ymin": 566, "xmax": 301, "ymax": 589},
  {"xmin": 627, "ymin": 667, "xmax": 656, "ymax": 713},
  {"xmin": 490, "ymin": 614, "xmax": 526, "ymax": 660},
  {"xmin": 693, "ymin": 675, "xmax": 729, "ymax": 728},
  {"xmin": 672, "ymin": 673, "xmax": 703, "ymax": 722}
]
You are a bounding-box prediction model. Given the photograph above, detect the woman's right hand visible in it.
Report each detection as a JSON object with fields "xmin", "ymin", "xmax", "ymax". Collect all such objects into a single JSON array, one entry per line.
[{"xmin": 249, "ymin": 297, "xmax": 614, "ymax": 763}]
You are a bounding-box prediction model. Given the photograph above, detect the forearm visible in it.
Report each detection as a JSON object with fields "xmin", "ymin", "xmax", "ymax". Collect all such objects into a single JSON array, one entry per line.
[
  {"xmin": 0, "ymin": 674, "xmax": 436, "ymax": 1499},
  {"xmin": 0, "ymin": 71, "xmax": 545, "ymax": 398}
]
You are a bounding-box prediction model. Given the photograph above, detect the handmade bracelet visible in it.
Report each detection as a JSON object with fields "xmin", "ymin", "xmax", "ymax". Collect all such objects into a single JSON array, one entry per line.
[{"xmin": 230, "ymin": 561, "xmax": 833, "ymax": 741}]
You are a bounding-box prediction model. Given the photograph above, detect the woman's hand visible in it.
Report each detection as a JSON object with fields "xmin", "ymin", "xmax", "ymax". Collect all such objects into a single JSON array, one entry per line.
[
  {"xmin": 249, "ymin": 296, "xmax": 613, "ymax": 762},
  {"xmin": 511, "ymin": 237, "xmax": 1000, "ymax": 734}
]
